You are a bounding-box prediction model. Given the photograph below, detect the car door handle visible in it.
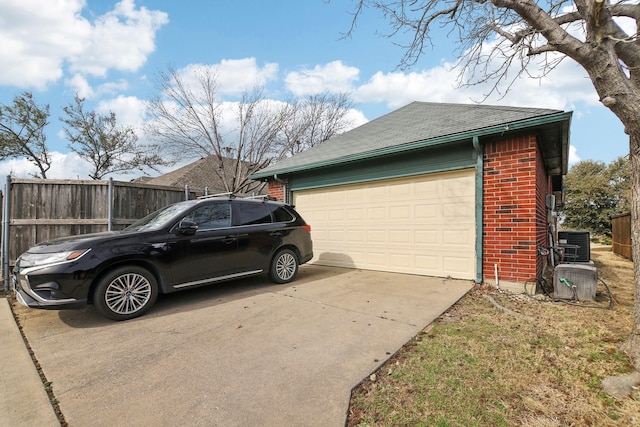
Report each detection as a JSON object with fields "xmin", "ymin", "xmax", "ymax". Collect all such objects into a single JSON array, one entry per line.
[
  {"xmin": 222, "ymin": 237, "xmax": 236, "ymax": 245},
  {"xmin": 270, "ymin": 231, "xmax": 282, "ymax": 237}
]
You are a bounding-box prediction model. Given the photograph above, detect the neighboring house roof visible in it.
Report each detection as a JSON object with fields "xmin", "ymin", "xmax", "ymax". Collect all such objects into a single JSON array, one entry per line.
[
  {"xmin": 251, "ymin": 101, "xmax": 572, "ymax": 179},
  {"xmin": 146, "ymin": 156, "xmax": 227, "ymax": 192},
  {"xmin": 147, "ymin": 156, "xmax": 265, "ymax": 194}
]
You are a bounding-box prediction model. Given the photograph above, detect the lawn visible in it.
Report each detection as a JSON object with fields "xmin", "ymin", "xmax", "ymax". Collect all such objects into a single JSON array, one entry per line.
[{"xmin": 347, "ymin": 246, "xmax": 640, "ymax": 426}]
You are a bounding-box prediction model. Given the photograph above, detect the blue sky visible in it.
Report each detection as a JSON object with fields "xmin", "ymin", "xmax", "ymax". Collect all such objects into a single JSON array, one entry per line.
[{"xmin": 0, "ymin": 0, "xmax": 629, "ymax": 181}]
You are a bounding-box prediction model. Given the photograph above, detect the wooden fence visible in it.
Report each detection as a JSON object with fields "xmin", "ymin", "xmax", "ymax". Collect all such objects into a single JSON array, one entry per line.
[
  {"xmin": 3, "ymin": 178, "xmax": 204, "ymax": 274},
  {"xmin": 612, "ymin": 212, "xmax": 632, "ymax": 260}
]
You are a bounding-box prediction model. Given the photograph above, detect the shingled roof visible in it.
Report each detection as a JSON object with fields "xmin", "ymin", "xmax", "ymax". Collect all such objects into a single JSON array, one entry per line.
[
  {"xmin": 147, "ymin": 156, "xmax": 266, "ymax": 194},
  {"xmin": 146, "ymin": 156, "xmax": 227, "ymax": 192},
  {"xmin": 251, "ymin": 101, "xmax": 571, "ymax": 178}
]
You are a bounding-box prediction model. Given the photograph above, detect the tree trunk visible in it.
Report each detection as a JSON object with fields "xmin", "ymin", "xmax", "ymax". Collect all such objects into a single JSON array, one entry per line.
[{"xmin": 622, "ymin": 132, "xmax": 640, "ymax": 369}]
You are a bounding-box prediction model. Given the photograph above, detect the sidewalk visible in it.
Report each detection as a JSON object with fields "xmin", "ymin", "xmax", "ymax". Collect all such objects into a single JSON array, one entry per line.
[{"xmin": 0, "ymin": 298, "xmax": 60, "ymax": 426}]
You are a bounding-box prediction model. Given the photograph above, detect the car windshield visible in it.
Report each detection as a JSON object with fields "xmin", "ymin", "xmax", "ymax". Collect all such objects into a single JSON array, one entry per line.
[{"xmin": 125, "ymin": 201, "xmax": 199, "ymax": 232}]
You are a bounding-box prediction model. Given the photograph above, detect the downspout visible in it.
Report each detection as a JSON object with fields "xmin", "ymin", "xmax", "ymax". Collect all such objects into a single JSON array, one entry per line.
[
  {"xmin": 473, "ymin": 136, "xmax": 484, "ymax": 284},
  {"xmin": 3, "ymin": 176, "xmax": 10, "ymax": 291},
  {"xmin": 273, "ymin": 174, "xmax": 287, "ymax": 204}
]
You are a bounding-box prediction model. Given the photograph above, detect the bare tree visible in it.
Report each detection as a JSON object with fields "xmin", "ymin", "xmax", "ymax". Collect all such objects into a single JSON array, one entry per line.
[
  {"xmin": 145, "ymin": 65, "xmax": 354, "ymax": 194},
  {"xmin": 346, "ymin": 0, "xmax": 640, "ymax": 367},
  {"xmin": 0, "ymin": 92, "xmax": 51, "ymax": 178},
  {"xmin": 279, "ymin": 93, "xmax": 354, "ymax": 156},
  {"xmin": 61, "ymin": 95, "xmax": 168, "ymax": 180}
]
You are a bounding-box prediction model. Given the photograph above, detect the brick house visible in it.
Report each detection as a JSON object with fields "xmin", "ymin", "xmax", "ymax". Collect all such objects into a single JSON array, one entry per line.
[{"xmin": 251, "ymin": 102, "xmax": 571, "ymax": 289}]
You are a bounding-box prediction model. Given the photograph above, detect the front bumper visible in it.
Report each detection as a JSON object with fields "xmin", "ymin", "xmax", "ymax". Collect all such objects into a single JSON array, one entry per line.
[{"xmin": 13, "ymin": 272, "xmax": 87, "ymax": 310}]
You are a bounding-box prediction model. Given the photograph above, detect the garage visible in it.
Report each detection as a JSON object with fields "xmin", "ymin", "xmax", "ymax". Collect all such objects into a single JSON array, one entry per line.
[
  {"xmin": 252, "ymin": 101, "xmax": 572, "ymax": 286},
  {"xmin": 293, "ymin": 169, "xmax": 476, "ymax": 279}
]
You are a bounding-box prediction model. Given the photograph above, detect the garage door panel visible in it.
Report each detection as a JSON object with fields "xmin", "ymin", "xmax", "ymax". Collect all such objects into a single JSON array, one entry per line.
[
  {"xmin": 327, "ymin": 230, "xmax": 346, "ymax": 241},
  {"xmin": 367, "ymin": 187, "xmax": 387, "ymax": 199},
  {"xmin": 389, "ymin": 230, "xmax": 411, "ymax": 244},
  {"xmin": 366, "ymin": 230, "xmax": 386, "ymax": 243},
  {"xmin": 367, "ymin": 252, "xmax": 388, "ymax": 265},
  {"xmin": 346, "ymin": 230, "xmax": 365, "ymax": 241},
  {"xmin": 414, "ymin": 230, "xmax": 440, "ymax": 244},
  {"xmin": 414, "ymin": 180, "xmax": 439, "ymax": 194},
  {"xmin": 444, "ymin": 202, "xmax": 473, "ymax": 218},
  {"xmin": 367, "ymin": 207, "xmax": 386, "ymax": 219},
  {"xmin": 294, "ymin": 169, "xmax": 476, "ymax": 279},
  {"xmin": 388, "ymin": 253, "xmax": 411, "ymax": 265},
  {"xmin": 415, "ymin": 205, "xmax": 440, "ymax": 219},
  {"xmin": 443, "ymin": 229, "xmax": 473, "ymax": 245},
  {"xmin": 317, "ymin": 251, "xmax": 360, "ymax": 268},
  {"xmin": 444, "ymin": 256, "xmax": 475, "ymax": 275},
  {"xmin": 390, "ymin": 205, "xmax": 411, "ymax": 219},
  {"xmin": 328, "ymin": 209, "xmax": 345, "ymax": 220},
  {"xmin": 347, "ymin": 208, "xmax": 365, "ymax": 219}
]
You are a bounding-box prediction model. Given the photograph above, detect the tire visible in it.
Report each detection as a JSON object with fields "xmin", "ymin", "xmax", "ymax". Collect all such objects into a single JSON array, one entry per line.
[
  {"xmin": 94, "ymin": 266, "xmax": 158, "ymax": 321},
  {"xmin": 269, "ymin": 249, "xmax": 299, "ymax": 284}
]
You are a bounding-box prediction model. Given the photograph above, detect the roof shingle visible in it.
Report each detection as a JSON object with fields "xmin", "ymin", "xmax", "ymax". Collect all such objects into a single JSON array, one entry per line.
[{"xmin": 253, "ymin": 101, "xmax": 566, "ymax": 177}]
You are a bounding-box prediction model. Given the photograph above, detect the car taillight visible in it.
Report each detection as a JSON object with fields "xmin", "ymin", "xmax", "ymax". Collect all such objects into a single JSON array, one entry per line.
[{"xmin": 302, "ymin": 225, "xmax": 311, "ymax": 233}]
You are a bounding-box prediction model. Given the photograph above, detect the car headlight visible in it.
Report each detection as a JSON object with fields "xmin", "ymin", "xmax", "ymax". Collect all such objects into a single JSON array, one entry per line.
[{"xmin": 18, "ymin": 249, "xmax": 90, "ymax": 268}]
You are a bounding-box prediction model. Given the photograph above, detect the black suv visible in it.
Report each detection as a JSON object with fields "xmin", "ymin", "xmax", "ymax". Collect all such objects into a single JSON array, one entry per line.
[{"xmin": 13, "ymin": 195, "xmax": 313, "ymax": 321}]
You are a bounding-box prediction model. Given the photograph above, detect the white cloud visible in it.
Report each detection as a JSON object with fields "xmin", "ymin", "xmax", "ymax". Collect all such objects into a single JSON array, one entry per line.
[
  {"xmin": 0, "ymin": 152, "xmax": 92, "ymax": 181},
  {"xmin": 64, "ymin": 75, "xmax": 130, "ymax": 100},
  {"xmin": 344, "ymin": 108, "xmax": 368, "ymax": 130},
  {"xmin": 355, "ymin": 65, "xmax": 463, "ymax": 107},
  {"xmin": 178, "ymin": 59, "xmax": 279, "ymax": 96},
  {"xmin": 285, "ymin": 60, "xmax": 360, "ymax": 96},
  {"xmin": 0, "ymin": 0, "xmax": 168, "ymax": 89},
  {"xmin": 0, "ymin": 151, "xmax": 168, "ymax": 187},
  {"xmin": 568, "ymin": 145, "xmax": 581, "ymax": 165},
  {"xmin": 349, "ymin": 53, "xmax": 597, "ymax": 113},
  {"xmin": 69, "ymin": 0, "xmax": 169, "ymax": 77},
  {"xmin": 0, "ymin": 0, "xmax": 86, "ymax": 88},
  {"xmin": 65, "ymin": 74, "xmax": 94, "ymax": 99},
  {"xmin": 94, "ymin": 79, "xmax": 130, "ymax": 97},
  {"xmin": 97, "ymin": 95, "xmax": 148, "ymax": 129}
]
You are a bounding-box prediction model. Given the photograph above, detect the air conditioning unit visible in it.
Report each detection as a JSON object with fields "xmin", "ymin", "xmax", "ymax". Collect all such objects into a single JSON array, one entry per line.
[
  {"xmin": 558, "ymin": 231, "xmax": 591, "ymax": 263},
  {"xmin": 553, "ymin": 264, "xmax": 597, "ymax": 301}
]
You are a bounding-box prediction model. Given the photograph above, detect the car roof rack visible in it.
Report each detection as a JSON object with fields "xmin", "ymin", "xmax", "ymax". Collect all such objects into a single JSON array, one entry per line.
[
  {"xmin": 196, "ymin": 192, "xmax": 273, "ymax": 202},
  {"xmin": 197, "ymin": 192, "xmax": 236, "ymax": 200}
]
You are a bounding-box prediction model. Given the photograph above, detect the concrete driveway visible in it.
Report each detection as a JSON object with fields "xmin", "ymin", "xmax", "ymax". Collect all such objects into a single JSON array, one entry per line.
[{"xmin": 7, "ymin": 265, "xmax": 472, "ymax": 426}]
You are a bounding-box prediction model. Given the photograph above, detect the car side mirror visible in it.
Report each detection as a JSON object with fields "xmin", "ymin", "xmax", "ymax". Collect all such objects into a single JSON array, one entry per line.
[{"xmin": 177, "ymin": 220, "xmax": 198, "ymax": 235}]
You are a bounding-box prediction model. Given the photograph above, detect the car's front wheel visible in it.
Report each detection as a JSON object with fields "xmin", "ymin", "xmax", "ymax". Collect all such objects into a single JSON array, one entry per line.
[
  {"xmin": 94, "ymin": 266, "xmax": 158, "ymax": 321},
  {"xmin": 269, "ymin": 249, "xmax": 299, "ymax": 284}
]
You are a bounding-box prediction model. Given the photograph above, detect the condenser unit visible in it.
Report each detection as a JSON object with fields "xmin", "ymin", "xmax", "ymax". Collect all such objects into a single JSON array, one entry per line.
[
  {"xmin": 558, "ymin": 231, "xmax": 591, "ymax": 263},
  {"xmin": 553, "ymin": 264, "xmax": 597, "ymax": 301}
]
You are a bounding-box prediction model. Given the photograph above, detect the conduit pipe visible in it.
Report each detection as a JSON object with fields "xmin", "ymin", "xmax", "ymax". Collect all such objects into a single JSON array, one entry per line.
[{"xmin": 473, "ymin": 136, "xmax": 484, "ymax": 284}]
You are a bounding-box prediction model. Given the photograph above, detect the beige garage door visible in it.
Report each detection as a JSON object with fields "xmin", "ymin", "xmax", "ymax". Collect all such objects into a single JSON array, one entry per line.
[{"xmin": 293, "ymin": 169, "xmax": 476, "ymax": 280}]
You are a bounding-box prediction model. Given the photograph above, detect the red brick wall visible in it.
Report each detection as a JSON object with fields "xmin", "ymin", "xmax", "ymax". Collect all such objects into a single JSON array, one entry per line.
[
  {"xmin": 483, "ymin": 135, "xmax": 548, "ymax": 283},
  {"xmin": 267, "ymin": 178, "xmax": 286, "ymax": 202}
]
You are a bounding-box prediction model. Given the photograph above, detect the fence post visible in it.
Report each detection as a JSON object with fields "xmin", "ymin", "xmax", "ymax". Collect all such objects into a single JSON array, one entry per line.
[
  {"xmin": 108, "ymin": 178, "xmax": 114, "ymax": 231},
  {"xmin": 184, "ymin": 185, "xmax": 190, "ymax": 200},
  {"xmin": 3, "ymin": 176, "xmax": 11, "ymax": 291}
]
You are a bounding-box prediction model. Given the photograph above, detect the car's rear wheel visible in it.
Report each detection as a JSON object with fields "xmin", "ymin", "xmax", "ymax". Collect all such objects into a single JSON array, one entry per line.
[
  {"xmin": 94, "ymin": 266, "xmax": 158, "ymax": 321},
  {"xmin": 269, "ymin": 249, "xmax": 298, "ymax": 284}
]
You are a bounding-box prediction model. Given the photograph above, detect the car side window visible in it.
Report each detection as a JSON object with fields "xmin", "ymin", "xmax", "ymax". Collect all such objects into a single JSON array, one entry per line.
[
  {"xmin": 270, "ymin": 205, "xmax": 294, "ymax": 222},
  {"xmin": 184, "ymin": 203, "xmax": 231, "ymax": 230},
  {"xmin": 238, "ymin": 203, "xmax": 272, "ymax": 225}
]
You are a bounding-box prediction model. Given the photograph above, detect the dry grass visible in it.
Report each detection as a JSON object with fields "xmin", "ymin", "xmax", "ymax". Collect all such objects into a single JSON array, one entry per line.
[{"xmin": 347, "ymin": 246, "xmax": 640, "ymax": 426}]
